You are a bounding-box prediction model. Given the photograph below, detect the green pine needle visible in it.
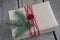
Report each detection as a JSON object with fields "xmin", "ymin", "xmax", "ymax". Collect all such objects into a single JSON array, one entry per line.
[{"xmin": 7, "ymin": 10, "xmax": 32, "ymax": 37}]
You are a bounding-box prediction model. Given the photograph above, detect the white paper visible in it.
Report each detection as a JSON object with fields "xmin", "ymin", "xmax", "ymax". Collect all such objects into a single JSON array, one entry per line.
[{"xmin": 9, "ymin": 1, "xmax": 58, "ymax": 40}]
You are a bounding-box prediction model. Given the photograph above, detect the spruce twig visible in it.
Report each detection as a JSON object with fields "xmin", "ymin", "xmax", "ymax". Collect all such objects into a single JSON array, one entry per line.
[{"xmin": 7, "ymin": 10, "xmax": 32, "ymax": 37}]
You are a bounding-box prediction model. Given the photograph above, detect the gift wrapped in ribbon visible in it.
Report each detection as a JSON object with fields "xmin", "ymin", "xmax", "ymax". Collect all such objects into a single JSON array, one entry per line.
[{"xmin": 8, "ymin": 1, "xmax": 58, "ymax": 40}]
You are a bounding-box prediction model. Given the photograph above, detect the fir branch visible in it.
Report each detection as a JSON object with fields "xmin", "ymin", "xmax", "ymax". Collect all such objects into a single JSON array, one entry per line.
[{"xmin": 7, "ymin": 10, "xmax": 32, "ymax": 37}]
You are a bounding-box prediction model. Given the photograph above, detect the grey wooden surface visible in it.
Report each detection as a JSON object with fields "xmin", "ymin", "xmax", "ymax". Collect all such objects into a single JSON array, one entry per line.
[
  {"xmin": 0, "ymin": 0, "xmax": 17, "ymax": 40},
  {"xmin": 19, "ymin": 0, "xmax": 42, "ymax": 7},
  {"xmin": 0, "ymin": 0, "xmax": 59, "ymax": 40}
]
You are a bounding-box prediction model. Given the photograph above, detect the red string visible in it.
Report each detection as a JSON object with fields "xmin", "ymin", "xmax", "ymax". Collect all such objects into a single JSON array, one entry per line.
[
  {"xmin": 28, "ymin": 6, "xmax": 40, "ymax": 35},
  {"xmin": 24, "ymin": 5, "xmax": 40, "ymax": 37},
  {"xmin": 26, "ymin": 6, "xmax": 37, "ymax": 36},
  {"xmin": 24, "ymin": 7, "xmax": 34, "ymax": 36}
]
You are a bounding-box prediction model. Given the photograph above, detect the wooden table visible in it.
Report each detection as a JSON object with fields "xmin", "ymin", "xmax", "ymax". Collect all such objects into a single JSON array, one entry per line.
[{"xmin": 0, "ymin": 0, "xmax": 58, "ymax": 40}]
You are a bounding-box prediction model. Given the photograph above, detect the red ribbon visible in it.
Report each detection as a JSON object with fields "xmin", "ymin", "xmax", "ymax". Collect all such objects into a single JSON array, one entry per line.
[{"xmin": 24, "ymin": 5, "xmax": 40, "ymax": 37}]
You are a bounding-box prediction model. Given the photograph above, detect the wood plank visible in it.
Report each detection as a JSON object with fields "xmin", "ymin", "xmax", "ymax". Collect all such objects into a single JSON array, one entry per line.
[
  {"xmin": 24, "ymin": 32, "xmax": 55, "ymax": 40},
  {"xmin": 0, "ymin": 0, "xmax": 4, "ymax": 40},
  {"xmin": 19, "ymin": 0, "xmax": 42, "ymax": 7},
  {"xmin": 1, "ymin": 0, "xmax": 18, "ymax": 40}
]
